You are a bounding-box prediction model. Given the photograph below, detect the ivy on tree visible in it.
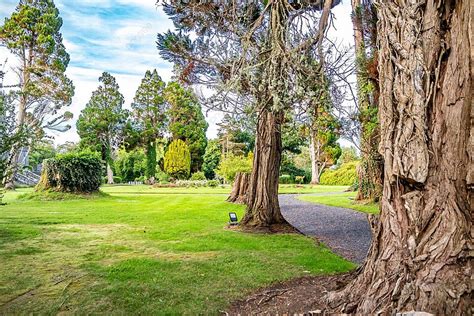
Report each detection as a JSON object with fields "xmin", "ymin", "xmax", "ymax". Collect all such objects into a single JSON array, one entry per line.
[
  {"xmin": 0, "ymin": 0, "xmax": 75, "ymax": 189},
  {"xmin": 131, "ymin": 69, "xmax": 167, "ymax": 183},
  {"xmin": 76, "ymin": 72, "xmax": 128, "ymax": 184}
]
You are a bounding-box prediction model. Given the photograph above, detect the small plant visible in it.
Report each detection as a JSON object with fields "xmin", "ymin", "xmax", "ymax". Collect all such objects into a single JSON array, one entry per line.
[
  {"xmin": 190, "ymin": 171, "xmax": 206, "ymax": 181},
  {"xmin": 279, "ymin": 174, "xmax": 293, "ymax": 184}
]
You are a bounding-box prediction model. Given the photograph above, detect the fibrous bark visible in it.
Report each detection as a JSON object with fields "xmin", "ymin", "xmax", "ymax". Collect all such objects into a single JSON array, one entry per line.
[
  {"xmin": 227, "ymin": 172, "xmax": 250, "ymax": 204},
  {"xmin": 327, "ymin": 0, "xmax": 473, "ymax": 314},
  {"xmin": 241, "ymin": 109, "xmax": 289, "ymax": 227}
]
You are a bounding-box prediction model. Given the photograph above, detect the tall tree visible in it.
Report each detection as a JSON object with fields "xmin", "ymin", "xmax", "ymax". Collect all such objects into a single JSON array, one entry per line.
[
  {"xmin": 351, "ymin": 0, "xmax": 383, "ymax": 201},
  {"xmin": 328, "ymin": 1, "xmax": 472, "ymax": 313},
  {"xmin": 131, "ymin": 69, "xmax": 167, "ymax": 183},
  {"xmin": 164, "ymin": 82, "xmax": 208, "ymax": 173},
  {"xmin": 202, "ymin": 139, "xmax": 221, "ymax": 180},
  {"xmin": 76, "ymin": 72, "xmax": 127, "ymax": 184},
  {"xmin": 0, "ymin": 0, "xmax": 74, "ymax": 189},
  {"xmin": 0, "ymin": 93, "xmax": 19, "ymax": 182},
  {"xmin": 158, "ymin": 0, "xmax": 338, "ymax": 229}
]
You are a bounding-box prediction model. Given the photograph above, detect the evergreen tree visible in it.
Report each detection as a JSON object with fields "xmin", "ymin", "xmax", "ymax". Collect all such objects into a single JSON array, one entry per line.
[
  {"xmin": 202, "ymin": 139, "xmax": 221, "ymax": 180},
  {"xmin": 76, "ymin": 72, "xmax": 127, "ymax": 184},
  {"xmin": 164, "ymin": 82, "xmax": 208, "ymax": 172},
  {"xmin": 131, "ymin": 70, "xmax": 167, "ymax": 183},
  {"xmin": 0, "ymin": 0, "xmax": 75, "ymax": 188},
  {"xmin": 164, "ymin": 139, "xmax": 191, "ymax": 180}
]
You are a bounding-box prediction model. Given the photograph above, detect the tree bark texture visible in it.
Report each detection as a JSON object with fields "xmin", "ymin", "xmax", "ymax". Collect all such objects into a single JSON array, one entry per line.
[
  {"xmin": 328, "ymin": 1, "xmax": 473, "ymax": 314},
  {"xmin": 240, "ymin": 109, "xmax": 288, "ymax": 227},
  {"xmin": 106, "ymin": 163, "xmax": 114, "ymax": 185},
  {"xmin": 227, "ymin": 172, "xmax": 250, "ymax": 204}
]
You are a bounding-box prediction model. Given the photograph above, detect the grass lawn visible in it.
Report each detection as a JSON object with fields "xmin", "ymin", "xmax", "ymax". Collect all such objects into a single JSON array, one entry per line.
[
  {"xmin": 100, "ymin": 184, "xmax": 349, "ymax": 195},
  {"xmin": 0, "ymin": 186, "xmax": 354, "ymax": 314},
  {"xmin": 298, "ymin": 192, "xmax": 380, "ymax": 214}
]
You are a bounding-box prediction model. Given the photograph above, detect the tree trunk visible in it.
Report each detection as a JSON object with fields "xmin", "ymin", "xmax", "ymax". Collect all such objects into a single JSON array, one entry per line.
[
  {"xmin": 240, "ymin": 109, "xmax": 289, "ymax": 228},
  {"xmin": 309, "ymin": 129, "xmax": 321, "ymax": 185},
  {"xmin": 227, "ymin": 172, "xmax": 250, "ymax": 204},
  {"xmin": 327, "ymin": 1, "xmax": 472, "ymax": 314},
  {"xmin": 352, "ymin": 0, "xmax": 384, "ymax": 202},
  {"xmin": 106, "ymin": 163, "xmax": 114, "ymax": 185}
]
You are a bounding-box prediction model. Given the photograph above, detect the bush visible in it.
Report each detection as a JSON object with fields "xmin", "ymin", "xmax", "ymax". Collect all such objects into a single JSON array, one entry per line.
[
  {"xmin": 207, "ymin": 180, "xmax": 219, "ymax": 187},
  {"xmin": 164, "ymin": 139, "xmax": 191, "ymax": 180},
  {"xmin": 216, "ymin": 153, "xmax": 253, "ymax": 183},
  {"xmin": 320, "ymin": 161, "xmax": 358, "ymax": 186},
  {"xmin": 115, "ymin": 149, "xmax": 146, "ymax": 182},
  {"xmin": 280, "ymin": 160, "xmax": 310, "ymax": 184},
  {"xmin": 202, "ymin": 140, "xmax": 221, "ymax": 179},
  {"xmin": 190, "ymin": 171, "xmax": 206, "ymax": 180},
  {"xmin": 36, "ymin": 151, "xmax": 103, "ymax": 193},
  {"xmin": 279, "ymin": 174, "xmax": 292, "ymax": 184},
  {"xmin": 156, "ymin": 170, "xmax": 170, "ymax": 183},
  {"xmin": 113, "ymin": 176, "xmax": 122, "ymax": 184}
]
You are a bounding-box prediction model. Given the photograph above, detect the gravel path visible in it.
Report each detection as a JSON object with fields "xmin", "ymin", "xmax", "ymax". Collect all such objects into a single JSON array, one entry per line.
[{"xmin": 279, "ymin": 194, "xmax": 371, "ymax": 264}]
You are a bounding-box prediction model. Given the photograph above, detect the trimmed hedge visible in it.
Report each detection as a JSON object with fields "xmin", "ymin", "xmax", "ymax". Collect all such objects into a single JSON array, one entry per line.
[
  {"xmin": 36, "ymin": 151, "xmax": 103, "ymax": 193},
  {"xmin": 320, "ymin": 161, "xmax": 358, "ymax": 186}
]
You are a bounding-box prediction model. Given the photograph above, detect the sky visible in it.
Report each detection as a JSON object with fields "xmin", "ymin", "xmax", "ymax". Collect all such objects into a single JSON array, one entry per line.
[{"xmin": 0, "ymin": 0, "xmax": 355, "ymax": 146}]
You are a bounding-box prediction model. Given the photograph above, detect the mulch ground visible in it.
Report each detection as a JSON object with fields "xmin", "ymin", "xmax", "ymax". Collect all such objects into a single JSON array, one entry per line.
[{"xmin": 224, "ymin": 272, "xmax": 356, "ymax": 315}]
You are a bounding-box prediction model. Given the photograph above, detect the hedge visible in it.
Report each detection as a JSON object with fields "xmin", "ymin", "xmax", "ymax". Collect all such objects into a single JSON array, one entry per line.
[
  {"xmin": 320, "ymin": 161, "xmax": 358, "ymax": 186},
  {"xmin": 36, "ymin": 151, "xmax": 103, "ymax": 193}
]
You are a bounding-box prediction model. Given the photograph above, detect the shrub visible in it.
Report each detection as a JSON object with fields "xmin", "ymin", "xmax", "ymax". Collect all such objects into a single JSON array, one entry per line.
[
  {"xmin": 115, "ymin": 149, "xmax": 146, "ymax": 182},
  {"xmin": 207, "ymin": 180, "xmax": 219, "ymax": 187},
  {"xmin": 280, "ymin": 160, "xmax": 310, "ymax": 184},
  {"xmin": 113, "ymin": 176, "xmax": 122, "ymax": 184},
  {"xmin": 164, "ymin": 139, "xmax": 191, "ymax": 180},
  {"xmin": 320, "ymin": 161, "xmax": 358, "ymax": 186},
  {"xmin": 279, "ymin": 174, "xmax": 292, "ymax": 184},
  {"xmin": 156, "ymin": 170, "xmax": 170, "ymax": 183},
  {"xmin": 36, "ymin": 151, "xmax": 103, "ymax": 193},
  {"xmin": 190, "ymin": 171, "xmax": 206, "ymax": 180},
  {"xmin": 295, "ymin": 176, "xmax": 305, "ymax": 184},
  {"xmin": 216, "ymin": 153, "xmax": 253, "ymax": 183}
]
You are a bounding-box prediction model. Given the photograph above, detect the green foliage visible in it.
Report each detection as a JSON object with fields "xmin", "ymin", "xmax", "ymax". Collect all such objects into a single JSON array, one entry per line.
[
  {"xmin": 18, "ymin": 190, "xmax": 108, "ymax": 201},
  {"xmin": 320, "ymin": 162, "xmax": 358, "ymax": 186},
  {"xmin": 337, "ymin": 147, "xmax": 359, "ymax": 165},
  {"xmin": 164, "ymin": 139, "xmax": 191, "ymax": 180},
  {"xmin": 155, "ymin": 170, "xmax": 170, "ymax": 183},
  {"xmin": 0, "ymin": 93, "xmax": 19, "ymax": 182},
  {"xmin": 29, "ymin": 139, "xmax": 56, "ymax": 170},
  {"xmin": 0, "ymin": 0, "xmax": 74, "ymax": 134},
  {"xmin": 216, "ymin": 153, "xmax": 253, "ymax": 183},
  {"xmin": 279, "ymin": 174, "xmax": 292, "ymax": 184},
  {"xmin": 202, "ymin": 139, "xmax": 221, "ymax": 179},
  {"xmin": 280, "ymin": 154, "xmax": 310, "ymax": 184},
  {"xmin": 115, "ymin": 149, "xmax": 147, "ymax": 183},
  {"xmin": 190, "ymin": 171, "xmax": 206, "ymax": 181},
  {"xmin": 76, "ymin": 72, "xmax": 128, "ymax": 164},
  {"xmin": 36, "ymin": 151, "xmax": 103, "ymax": 193},
  {"xmin": 165, "ymin": 82, "xmax": 208, "ymax": 172},
  {"xmin": 131, "ymin": 70, "xmax": 167, "ymax": 181}
]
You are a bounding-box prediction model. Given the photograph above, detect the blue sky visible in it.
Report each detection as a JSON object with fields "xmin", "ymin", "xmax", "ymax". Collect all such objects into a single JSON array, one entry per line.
[{"xmin": 0, "ymin": 0, "xmax": 354, "ymax": 145}]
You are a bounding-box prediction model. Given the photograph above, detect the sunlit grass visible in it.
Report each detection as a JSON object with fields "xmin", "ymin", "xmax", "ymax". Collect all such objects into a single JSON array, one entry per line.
[
  {"xmin": 0, "ymin": 186, "xmax": 354, "ymax": 314},
  {"xmin": 298, "ymin": 192, "xmax": 380, "ymax": 214}
]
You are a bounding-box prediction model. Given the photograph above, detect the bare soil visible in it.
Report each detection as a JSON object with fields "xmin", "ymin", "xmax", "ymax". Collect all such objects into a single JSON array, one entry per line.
[{"xmin": 224, "ymin": 272, "xmax": 356, "ymax": 315}]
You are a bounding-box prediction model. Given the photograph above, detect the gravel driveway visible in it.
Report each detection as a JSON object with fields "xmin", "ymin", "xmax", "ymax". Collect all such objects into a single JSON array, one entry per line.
[{"xmin": 279, "ymin": 194, "xmax": 371, "ymax": 264}]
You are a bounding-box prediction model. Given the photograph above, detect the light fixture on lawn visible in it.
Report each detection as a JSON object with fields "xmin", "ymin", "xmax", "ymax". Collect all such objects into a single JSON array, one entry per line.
[{"xmin": 228, "ymin": 212, "xmax": 238, "ymax": 226}]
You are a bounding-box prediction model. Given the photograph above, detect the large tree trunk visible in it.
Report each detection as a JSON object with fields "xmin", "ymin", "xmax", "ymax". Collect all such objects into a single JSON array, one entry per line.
[
  {"xmin": 240, "ymin": 110, "xmax": 289, "ymax": 228},
  {"xmin": 327, "ymin": 1, "xmax": 472, "ymax": 314}
]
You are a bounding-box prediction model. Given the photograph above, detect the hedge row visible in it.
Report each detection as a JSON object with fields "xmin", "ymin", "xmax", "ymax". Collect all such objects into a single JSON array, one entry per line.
[{"xmin": 320, "ymin": 161, "xmax": 358, "ymax": 186}]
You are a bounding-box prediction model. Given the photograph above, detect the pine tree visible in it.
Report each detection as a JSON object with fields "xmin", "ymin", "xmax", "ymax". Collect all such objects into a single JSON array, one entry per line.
[
  {"xmin": 0, "ymin": 0, "xmax": 75, "ymax": 189},
  {"xmin": 76, "ymin": 72, "xmax": 127, "ymax": 184},
  {"xmin": 131, "ymin": 70, "xmax": 167, "ymax": 183}
]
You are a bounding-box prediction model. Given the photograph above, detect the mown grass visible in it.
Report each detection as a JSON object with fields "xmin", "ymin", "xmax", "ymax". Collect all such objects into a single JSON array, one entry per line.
[
  {"xmin": 0, "ymin": 185, "xmax": 354, "ymax": 314},
  {"xmin": 298, "ymin": 192, "xmax": 380, "ymax": 214}
]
